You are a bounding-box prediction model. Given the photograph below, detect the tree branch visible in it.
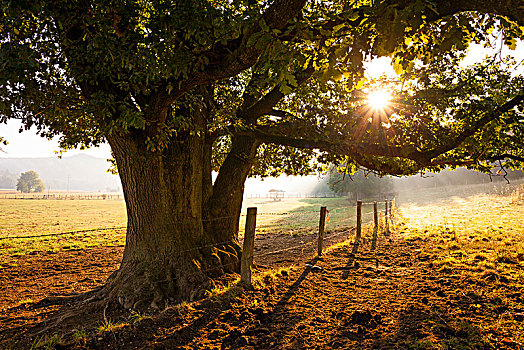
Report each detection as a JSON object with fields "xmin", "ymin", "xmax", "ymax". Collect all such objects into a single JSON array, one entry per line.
[
  {"xmin": 488, "ymin": 154, "xmax": 524, "ymax": 163},
  {"xmin": 233, "ymin": 89, "xmax": 523, "ymax": 175},
  {"xmin": 241, "ymin": 128, "xmax": 348, "ymax": 153},
  {"xmin": 240, "ymin": 67, "xmax": 315, "ymax": 123},
  {"xmin": 167, "ymin": 0, "xmax": 308, "ymax": 102},
  {"xmin": 422, "ymin": 92, "xmax": 524, "ymax": 161}
]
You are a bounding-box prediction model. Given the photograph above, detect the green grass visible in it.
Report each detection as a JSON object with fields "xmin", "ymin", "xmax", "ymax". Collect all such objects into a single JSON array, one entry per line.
[
  {"xmin": 72, "ymin": 328, "xmax": 87, "ymax": 343},
  {"xmin": 30, "ymin": 333, "xmax": 63, "ymax": 350},
  {"xmin": 400, "ymin": 184, "xmax": 524, "ymax": 275},
  {"xmin": 97, "ymin": 319, "xmax": 127, "ymax": 333},
  {"xmin": 0, "ymin": 198, "xmax": 127, "ymax": 235}
]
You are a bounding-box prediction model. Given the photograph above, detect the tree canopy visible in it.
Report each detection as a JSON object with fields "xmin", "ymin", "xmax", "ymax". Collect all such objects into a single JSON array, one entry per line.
[
  {"xmin": 1, "ymin": 0, "xmax": 523, "ymax": 176},
  {"xmin": 16, "ymin": 170, "xmax": 45, "ymax": 193}
]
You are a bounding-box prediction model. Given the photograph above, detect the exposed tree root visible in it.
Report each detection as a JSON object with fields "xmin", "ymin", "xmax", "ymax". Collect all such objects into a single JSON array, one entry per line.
[{"xmin": 28, "ymin": 286, "xmax": 103, "ymax": 310}]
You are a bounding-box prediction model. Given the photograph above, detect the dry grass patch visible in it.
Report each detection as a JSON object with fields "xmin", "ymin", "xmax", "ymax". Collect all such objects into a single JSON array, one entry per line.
[{"xmin": 398, "ymin": 183, "xmax": 524, "ymax": 346}]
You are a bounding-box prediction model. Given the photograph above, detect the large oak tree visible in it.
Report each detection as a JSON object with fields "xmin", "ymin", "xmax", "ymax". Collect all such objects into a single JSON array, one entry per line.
[{"xmin": 1, "ymin": 0, "xmax": 523, "ymax": 310}]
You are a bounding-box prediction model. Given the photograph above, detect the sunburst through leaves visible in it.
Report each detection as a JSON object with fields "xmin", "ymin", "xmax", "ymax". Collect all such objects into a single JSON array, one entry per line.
[{"xmin": 367, "ymin": 90, "xmax": 392, "ymax": 111}]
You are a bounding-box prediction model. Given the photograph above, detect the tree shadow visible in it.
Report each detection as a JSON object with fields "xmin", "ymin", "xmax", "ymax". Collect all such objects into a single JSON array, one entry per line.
[
  {"xmin": 273, "ymin": 256, "xmax": 320, "ymax": 310},
  {"xmin": 127, "ymin": 261, "xmax": 322, "ymax": 349},
  {"xmin": 245, "ymin": 256, "xmax": 322, "ymax": 349}
]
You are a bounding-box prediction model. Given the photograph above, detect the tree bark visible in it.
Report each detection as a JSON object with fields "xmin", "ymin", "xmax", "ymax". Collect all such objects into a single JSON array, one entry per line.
[
  {"xmin": 101, "ymin": 130, "xmax": 205, "ymax": 309},
  {"xmin": 204, "ymin": 136, "xmax": 260, "ymax": 244},
  {"xmin": 99, "ymin": 116, "xmax": 244, "ymax": 309}
]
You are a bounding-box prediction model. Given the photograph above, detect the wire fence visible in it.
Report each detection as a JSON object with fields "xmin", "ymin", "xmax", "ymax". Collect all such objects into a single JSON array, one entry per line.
[
  {"xmin": 239, "ymin": 203, "xmax": 380, "ymax": 238},
  {"xmin": 0, "ymin": 226, "xmax": 127, "ymax": 241},
  {"xmin": 0, "ymin": 201, "xmax": 392, "ymax": 245},
  {"xmin": 237, "ymin": 199, "xmax": 395, "ymax": 285},
  {"xmin": 1, "ymin": 194, "xmax": 123, "ymax": 200},
  {"xmin": 0, "ymin": 193, "xmax": 391, "ymax": 201},
  {"xmin": 1, "ymin": 199, "xmax": 395, "ymax": 275},
  {"xmin": 0, "ymin": 198, "xmax": 397, "ymax": 302},
  {"xmin": 233, "ymin": 200, "xmax": 393, "ymax": 285}
]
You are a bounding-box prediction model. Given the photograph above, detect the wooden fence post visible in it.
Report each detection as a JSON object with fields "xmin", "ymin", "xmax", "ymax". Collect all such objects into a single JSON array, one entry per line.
[
  {"xmin": 352, "ymin": 200, "xmax": 362, "ymax": 254},
  {"xmin": 389, "ymin": 199, "xmax": 394, "ymax": 226},
  {"xmin": 371, "ymin": 201, "xmax": 378, "ymax": 250},
  {"xmin": 384, "ymin": 199, "xmax": 389, "ymax": 236},
  {"xmin": 317, "ymin": 206, "xmax": 327, "ymax": 256},
  {"xmin": 241, "ymin": 207, "xmax": 257, "ymax": 287}
]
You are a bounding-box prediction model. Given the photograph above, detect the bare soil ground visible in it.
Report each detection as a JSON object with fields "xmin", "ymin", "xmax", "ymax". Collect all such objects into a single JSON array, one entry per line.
[
  {"xmin": 2, "ymin": 220, "xmax": 522, "ymax": 349},
  {"xmin": 0, "ymin": 246, "xmax": 123, "ymax": 334},
  {"xmin": 0, "ymin": 228, "xmax": 350, "ymax": 348}
]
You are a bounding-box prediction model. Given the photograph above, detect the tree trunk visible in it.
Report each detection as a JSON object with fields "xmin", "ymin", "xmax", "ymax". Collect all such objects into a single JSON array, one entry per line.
[
  {"xmin": 100, "ymin": 125, "xmax": 240, "ymax": 310},
  {"xmin": 204, "ymin": 136, "xmax": 260, "ymax": 244}
]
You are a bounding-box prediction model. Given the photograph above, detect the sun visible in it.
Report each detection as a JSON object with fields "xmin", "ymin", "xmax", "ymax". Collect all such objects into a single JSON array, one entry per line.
[{"xmin": 367, "ymin": 90, "xmax": 392, "ymax": 110}]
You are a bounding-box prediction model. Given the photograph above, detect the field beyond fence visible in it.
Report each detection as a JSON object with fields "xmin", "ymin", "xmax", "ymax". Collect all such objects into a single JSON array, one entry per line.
[{"xmin": 1, "ymin": 193, "xmax": 122, "ymax": 200}]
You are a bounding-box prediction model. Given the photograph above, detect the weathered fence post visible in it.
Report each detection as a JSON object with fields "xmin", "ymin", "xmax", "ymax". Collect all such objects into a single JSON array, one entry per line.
[
  {"xmin": 352, "ymin": 200, "xmax": 362, "ymax": 254},
  {"xmin": 389, "ymin": 198, "xmax": 394, "ymax": 226},
  {"xmin": 317, "ymin": 206, "xmax": 327, "ymax": 256},
  {"xmin": 384, "ymin": 199, "xmax": 389, "ymax": 236},
  {"xmin": 371, "ymin": 201, "xmax": 378, "ymax": 250},
  {"xmin": 241, "ymin": 207, "xmax": 257, "ymax": 287}
]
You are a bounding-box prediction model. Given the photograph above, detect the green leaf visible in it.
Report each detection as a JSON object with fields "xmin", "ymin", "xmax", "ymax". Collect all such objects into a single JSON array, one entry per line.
[
  {"xmin": 507, "ymin": 38, "xmax": 517, "ymax": 50},
  {"xmin": 333, "ymin": 24, "xmax": 345, "ymax": 32},
  {"xmin": 392, "ymin": 58, "xmax": 403, "ymax": 75}
]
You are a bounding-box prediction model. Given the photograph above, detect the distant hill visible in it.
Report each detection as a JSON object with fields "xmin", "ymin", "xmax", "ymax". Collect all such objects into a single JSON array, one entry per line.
[{"xmin": 0, "ymin": 154, "xmax": 122, "ymax": 192}]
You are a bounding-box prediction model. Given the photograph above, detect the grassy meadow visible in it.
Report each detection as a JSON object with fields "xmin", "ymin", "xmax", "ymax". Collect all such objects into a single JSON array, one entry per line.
[
  {"xmin": 1, "ymin": 180, "xmax": 522, "ymax": 274},
  {"xmin": 0, "ymin": 198, "xmax": 127, "ymax": 266},
  {"xmin": 398, "ymin": 180, "xmax": 524, "ymax": 271},
  {"xmin": 238, "ymin": 196, "xmax": 377, "ymax": 236}
]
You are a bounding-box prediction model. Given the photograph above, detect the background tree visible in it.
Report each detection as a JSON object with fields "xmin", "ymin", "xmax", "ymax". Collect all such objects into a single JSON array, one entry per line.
[
  {"xmin": 0, "ymin": 0, "xmax": 522, "ymax": 310},
  {"xmin": 16, "ymin": 170, "xmax": 45, "ymax": 193}
]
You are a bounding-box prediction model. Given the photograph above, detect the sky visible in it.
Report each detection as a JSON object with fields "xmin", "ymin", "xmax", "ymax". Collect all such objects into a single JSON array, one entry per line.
[
  {"xmin": 0, "ymin": 40, "xmax": 522, "ymax": 160},
  {"xmin": 0, "ymin": 122, "xmax": 112, "ymax": 158}
]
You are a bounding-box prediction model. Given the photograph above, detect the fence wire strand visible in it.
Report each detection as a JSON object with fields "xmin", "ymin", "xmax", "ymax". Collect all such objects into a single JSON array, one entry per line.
[
  {"xmin": 0, "ymin": 226, "xmax": 127, "ymax": 241},
  {"xmin": 1, "ymin": 201, "xmax": 395, "ymax": 270},
  {"xmin": 1, "ymin": 197, "xmax": 398, "ymax": 295}
]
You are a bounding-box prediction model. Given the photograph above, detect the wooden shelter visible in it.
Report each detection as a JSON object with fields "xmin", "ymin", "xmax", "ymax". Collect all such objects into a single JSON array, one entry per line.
[{"xmin": 268, "ymin": 189, "xmax": 285, "ymax": 201}]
